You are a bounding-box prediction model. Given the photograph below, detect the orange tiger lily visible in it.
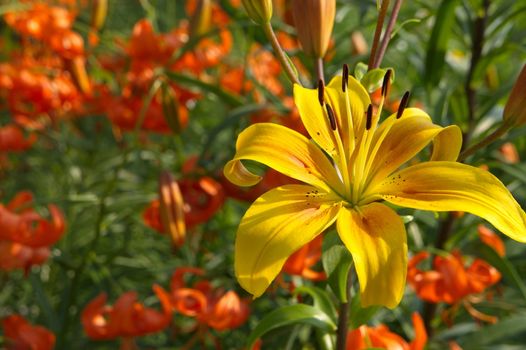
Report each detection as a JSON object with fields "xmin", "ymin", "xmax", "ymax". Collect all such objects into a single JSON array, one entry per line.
[
  {"xmin": 0, "ymin": 191, "xmax": 65, "ymax": 248},
  {"xmin": 346, "ymin": 312, "xmax": 427, "ymax": 350},
  {"xmin": 170, "ymin": 267, "xmax": 250, "ymax": 331},
  {"xmin": 2, "ymin": 314, "xmax": 55, "ymax": 350},
  {"xmin": 81, "ymin": 285, "xmax": 172, "ymax": 348}
]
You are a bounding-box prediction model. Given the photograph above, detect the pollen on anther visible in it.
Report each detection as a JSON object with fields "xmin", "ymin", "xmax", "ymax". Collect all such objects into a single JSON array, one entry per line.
[
  {"xmin": 366, "ymin": 104, "xmax": 373, "ymax": 130},
  {"xmin": 396, "ymin": 91, "xmax": 410, "ymax": 119},
  {"xmin": 326, "ymin": 104, "xmax": 337, "ymax": 130},
  {"xmin": 318, "ymin": 80, "xmax": 325, "ymax": 106},
  {"xmin": 342, "ymin": 64, "xmax": 349, "ymax": 92}
]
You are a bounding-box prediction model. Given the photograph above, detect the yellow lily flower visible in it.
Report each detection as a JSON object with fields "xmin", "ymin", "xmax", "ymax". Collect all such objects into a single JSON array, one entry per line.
[{"xmin": 224, "ymin": 68, "xmax": 526, "ymax": 308}]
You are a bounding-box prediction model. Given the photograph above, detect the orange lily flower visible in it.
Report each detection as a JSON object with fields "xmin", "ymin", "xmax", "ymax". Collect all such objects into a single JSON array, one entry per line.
[
  {"xmin": 478, "ymin": 225, "xmax": 506, "ymax": 257},
  {"xmin": 0, "ymin": 124, "xmax": 37, "ymax": 152},
  {"xmin": 0, "ymin": 191, "xmax": 65, "ymax": 248},
  {"xmin": 0, "ymin": 241, "xmax": 50, "ymax": 272},
  {"xmin": 408, "ymin": 251, "xmax": 501, "ymax": 324},
  {"xmin": 346, "ymin": 312, "xmax": 427, "ymax": 350},
  {"xmin": 408, "ymin": 251, "xmax": 501, "ymax": 305},
  {"xmin": 283, "ymin": 234, "xmax": 326, "ymax": 281},
  {"xmin": 170, "ymin": 267, "xmax": 250, "ymax": 331},
  {"xmin": 81, "ymin": 285, "xmax": 172, "ymax": 347},
  {"xmin": 143, "ymin": 175, "xmax": 224, "ymax": 234},
  {"xmin": 499, "ymin": 142, "xmax": 520, "ymax": 164},
  {"xmin": 2, "ymin": 314, "xmax": 55, "ymax": 350}
]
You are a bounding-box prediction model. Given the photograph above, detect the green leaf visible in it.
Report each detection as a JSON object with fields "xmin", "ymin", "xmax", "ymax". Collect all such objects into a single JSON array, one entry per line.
[
  {"xmin": 246, "ymin": 304, "xmax": 337, "ymax": 348},
  {"xmin": 424, "ymin": 0, "xmax": 460, "ymax": 86},
  {"xmin": 349, "ymin": 291, "xmax": 381, "ymax": 329},
  {"xmin": 293, "ymin": 286, "xmax": 338, "ymax": 323},
  {"xmin": 354, "ymin": 62, "xmax": 368, "ymax": 81},
  {"xmin": 360, "ymin": 68, "xmax": 394, "ymax": 93},
  {"xmin": 477, "ymin": 243, "xmax": 526, "ymax": 302},
  {"xmin": 459, "ymin": 312, "xmax": 526, "ymax": 348},
  {"xmin": 322, "ymin": 231, "xmax": 354, "ymax": 302}
]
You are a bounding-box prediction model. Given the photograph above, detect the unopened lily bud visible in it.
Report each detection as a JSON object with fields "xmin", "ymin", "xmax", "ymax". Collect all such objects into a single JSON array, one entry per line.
[
  {"xmin": 189, "ymin": 0, "xmax": 212, "ymax": 38},
  {"xmin": 291, "ymin": 0, "xmax": 335, "ymax": 58},
  {"xmin": 351, "ymin": 31, "xmax": 368, "ymax": 56},
  {"xmin": 91, "ymin": 0, "xmax": 108, "ymax": 30},
  {"xmin": 159, "ymin": 171, "xmax": 186, "ymax": 248},
  {"xmin": 242, "ymin": 0, "xmax": 273, "ymax": 25},
  {"xmin": 503, "ymin": 64, "xmax": 526, "ymax": 126},
  {"xmin": 65, "ymin": 57, "xmax": 91, "ymax": 94}
]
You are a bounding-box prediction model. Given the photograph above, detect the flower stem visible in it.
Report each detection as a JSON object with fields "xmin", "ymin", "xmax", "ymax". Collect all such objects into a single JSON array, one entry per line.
[
  {"xmin": 459, "ymin": 123, "xmax": 510, "ymax": 161},
  {"xmin": 368, "ymin": 0, "xmax": 391, "ymax": 70},
  {"xmin": 262, "ymin": 21, "xmax": 302, "ymax": 86},
  {"xmin": 373, "ymin": 0, "xmax": 403, "ymax": 69},
  {"xmin": 316, "ymin": 57, "xmax": 325, "ymax": 84},
  {"xmin": 336, "ymin": 267, "xmax": 353, "ymax": 350}
]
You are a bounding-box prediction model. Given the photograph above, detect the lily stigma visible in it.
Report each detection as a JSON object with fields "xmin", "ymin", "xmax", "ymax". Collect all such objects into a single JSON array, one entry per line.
[{"xmin": 224, "ymin": 66, "xmax": 526, "ymax": 308}]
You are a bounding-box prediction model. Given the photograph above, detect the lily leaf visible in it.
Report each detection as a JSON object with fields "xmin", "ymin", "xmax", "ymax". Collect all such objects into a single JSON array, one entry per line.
[
  {"xmin": 246, "ymin": 304, "xmax": 337, "ymax": 349},
  {"xmin": 322, "ymin": 231, "xmax": 354, "ymax": 302},
  {"xmin": 293, "ymin": 286, "xmax": 338, "ymax": 323},
  {"xmin": 424, "ymin": 0, "xmax": 460, "ymax": 86},
  {"xmin": 360, "ymin": 67, "xmax": 395, "ymax": 93}
]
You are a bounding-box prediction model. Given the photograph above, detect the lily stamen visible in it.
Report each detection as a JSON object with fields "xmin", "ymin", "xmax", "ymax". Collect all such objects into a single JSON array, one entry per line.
[
  {"xmin": 317, "ymin": 79, "xmax": 325, "ymax": 106},
  {"xmin": 342, "ymin": 63, "xmax": 349, "ymax": 92},
  {"xmin": 397, "ymin": 91, "xmax": 410, "ymax": 119},
  {"xmin": 326, "ymin": 104, "xmax": 337, "ymax": 130},
  {"xmin": 381, "ymin": 69, "xmax": 392, "ymax": 97}
]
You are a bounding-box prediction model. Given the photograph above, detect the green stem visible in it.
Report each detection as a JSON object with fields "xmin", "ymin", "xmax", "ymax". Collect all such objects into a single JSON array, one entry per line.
[
  {"xmin": 459, "ymin": 122, "xmax": 510, "ymax": 161},
  {"xmin": 316, "ymin": 57, "xmax": 325, "ymax": 84},
  {"xmin": 262, "ymin": 21, "xmax": 302, "ymax": 86},
  {"xmin": 336, "ymin": 267, "xmax": 353, "ymax": 350}
]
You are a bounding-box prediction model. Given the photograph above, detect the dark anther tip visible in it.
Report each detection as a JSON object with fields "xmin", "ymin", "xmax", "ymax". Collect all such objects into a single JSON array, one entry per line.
[
  {"xmin": 326, "ymin": 104, "xmax": 337, "ymax": 130},
  {"xmin": 318, "ymin": 80, "xmax": 325, "ymax": 106},
  {"xmin": 366, "ymin": 104, "xmax": 373, "ymax": 130},
  {"xmin": 381, "ymin": 69, "xmax": 392, "ymax": 97},
  {"xmin": 396, "ymin": 91, "xmax": 410, "ymax": 119},
  {"xmin": 342, "ymin": 64, "xmax": 349, "ymax": 92}
]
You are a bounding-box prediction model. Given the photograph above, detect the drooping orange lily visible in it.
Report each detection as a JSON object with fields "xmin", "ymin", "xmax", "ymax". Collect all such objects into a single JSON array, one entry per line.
[
  {"xmin": 478, "ymin": 224, "xmax": 506, "ymax": 257},
  {"xmin": 143, "ymin": 175, "xmax": 224, "ymax": 233},
  {"xmin": 224, "ymin": 68, "xmax": 526, "ymax": 308},
  {"xmin": 283, "ymin": 234, "xmax": 326, "ymax": 281},
  {"xmin": 408, "ymin": 251, "xmax": 501, "ymax": 305},
  {"xmin": 0, "ymin": 191, "xmax": 65, "ymax": 248},
  {"xmin": 170, "ymin": 267, "xmax": 250, "ymax": 331},
  {"xmin": 346, "ymin": 312, "xmax": 427, "ymax": 350},
  {"xmin": 2, "ymin": 314, "xmax": 55, "ymax": 350},
  {"xmin": 81, "ymin": 285, "xmax": 172, "ymax": 347},
  {"xmin": 0, "ymin": 241, "xmax": 50, "ymax": 272},
  {"xmin": 0, "ymin": 124, "xmax": 37, "ymax": 153}
]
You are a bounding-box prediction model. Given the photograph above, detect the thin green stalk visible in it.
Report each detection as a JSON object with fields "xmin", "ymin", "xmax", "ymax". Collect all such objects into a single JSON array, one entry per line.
[
  {"xmin": 336, "ymin": 267, "xmax": 353, "ymax": 350},
  {"xmin": 459, "ymin": 123, "xmax": 510, "ymax": 161},
  {"xmin": 262, "ymin": 21, "xmax": 302, "ymax": 86}
]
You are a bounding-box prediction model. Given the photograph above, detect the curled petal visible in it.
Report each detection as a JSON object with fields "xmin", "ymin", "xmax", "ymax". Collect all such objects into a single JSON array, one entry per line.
[
  {"xmin": 337, "ymin": 203, "xmax": 407, "ymax": 308},
  {"xmin": 224, "ymin": 123, "xmax": 344, "ymax": 195},
  {"xmin": 235, "ymin": 185, "xmax": 341, "ymax": 297},
  {"xmin": 373, "ymin": 162, "xmax": 526, "ymax": 243},
  {"xmin": 366, "ymin": 108, "xmax": 462, "ymax": 187}
]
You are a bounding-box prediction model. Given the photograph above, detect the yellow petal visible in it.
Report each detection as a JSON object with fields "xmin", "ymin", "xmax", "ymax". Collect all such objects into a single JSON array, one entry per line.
[
  {"xmin": 337, "ymin": 203, "xmax": 407, "ymax": 308},
  {"xmin": 373, "ymin": 161, "xmax": 526, "ymax": 243},
  {"xmin": 235, "ymin": 185, "xmax": 342, "ymax": 297},
  {"xmin": 366, "ymin": 108, "xmax": 462, "ymax": 188},
  {"xmin": 224, "ymin": 123, "xmax": 344, "ymax": 194},
  {"xmin": 293, "ymin": 75, "xmax": 370, "ymax": 160}
]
